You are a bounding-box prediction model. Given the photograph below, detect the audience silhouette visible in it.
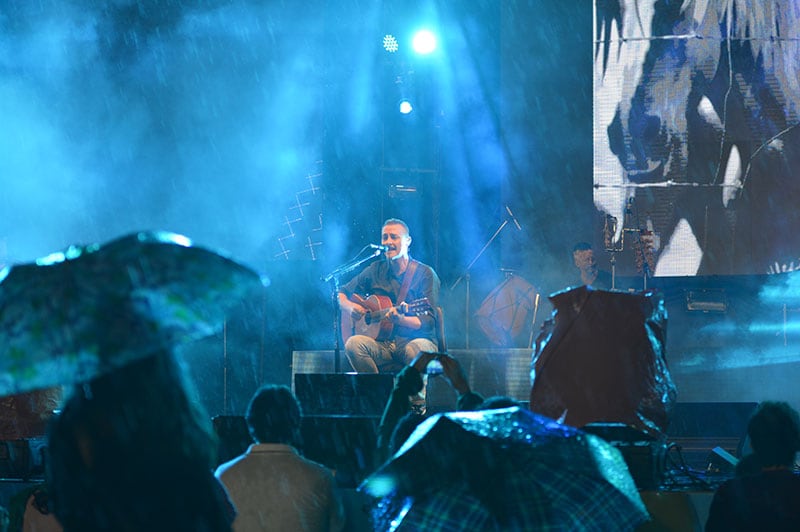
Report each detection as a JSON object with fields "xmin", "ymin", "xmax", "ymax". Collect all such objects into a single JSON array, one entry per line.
[
  {"xmin": 377, "ymin": 351, "xmax": 520, "ymax": 460},
  {"xmin": 705, "ymin": 401, "xmax": 800, "ymax": 531},
  {"xmin": 46, "ymin": 352, "xmax": 235, "ymax": 532},
  {"xmin": 215, "ymin": 385, "xmax": 345, "ymax": 532}
]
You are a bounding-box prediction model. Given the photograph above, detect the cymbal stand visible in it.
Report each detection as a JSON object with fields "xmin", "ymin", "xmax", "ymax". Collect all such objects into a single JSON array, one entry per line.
[{"xmin": 603, "ymin": 214, "xmax": 624, "ymax": 290}]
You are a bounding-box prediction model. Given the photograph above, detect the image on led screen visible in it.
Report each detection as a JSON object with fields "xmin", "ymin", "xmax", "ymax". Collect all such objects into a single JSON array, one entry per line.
[{"xmin": 593, "ymin": 1, "xmax": 800, "ymax": 277}]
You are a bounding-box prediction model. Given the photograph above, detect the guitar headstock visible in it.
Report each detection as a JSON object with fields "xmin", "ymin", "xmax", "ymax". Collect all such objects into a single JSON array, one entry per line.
[{"xmin": 406, "ymin": 297, "xmax": 432, "ymax": 316}]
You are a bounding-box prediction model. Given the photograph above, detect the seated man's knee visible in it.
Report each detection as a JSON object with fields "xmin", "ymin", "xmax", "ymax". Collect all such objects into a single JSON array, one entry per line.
[
  {"xmin": 403, "ymin": 339, "xmax": 436, "ymax": 364},
  {"xmin": 345, "ymin": 335, "xmax": 369, "ymax": 353},
  {"xmin": 344, "ymin": 336, "xmax": 357, "ymax": 352}
]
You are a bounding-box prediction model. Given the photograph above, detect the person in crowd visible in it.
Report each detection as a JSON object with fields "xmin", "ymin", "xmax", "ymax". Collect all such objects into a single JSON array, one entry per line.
[
  {"xmin": 338, "ymin": 218, "xmax": 440, "ymax": 412},
  {"xmin": 705, "ymin": 400, "xmax": 800, "ymax": 531},
  {"xmin": 478, "ymin": 395, "xmax": 522, "ymax": 410},
  {"xmin": 376, "ymin": 351, "xmax": 516, "ymax": 461},
  {"xmin": 46, "ymin": 352, "xmax": 235, "ymax": 532},
  {"xmin": 8, "ymin": 484, "xmax": 62, "ymax": 532},
  {"xmin": 215, "ymin": 385, "xmax": 345, "ymax": 532},
  {"xmin": 376, "ymin": 352, "xmax": 478, "ymax": 458},
  {"xmin": 386, "ymin": 393, "xmax": 521, "ymax": 459}
]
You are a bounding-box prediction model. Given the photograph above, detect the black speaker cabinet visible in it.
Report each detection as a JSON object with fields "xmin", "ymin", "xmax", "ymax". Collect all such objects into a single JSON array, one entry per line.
[
  {"xmin": 294, "ymin": 373, "xmax": 394, "ymax": 417},
  {"xmin": 666, "ymin": 402, "xmax": 758, "ymax": 471},
  {"xmin": 300, "ymin": 416, "xmax": 380, "ymax": 488},
  {"xmin": 583, "ymin": 423, "xmax": 666, "ymax": 490}
]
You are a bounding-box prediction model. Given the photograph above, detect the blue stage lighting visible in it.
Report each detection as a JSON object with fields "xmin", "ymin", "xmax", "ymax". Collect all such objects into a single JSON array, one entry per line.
[
  {"xmin": 383, "ymin": 34, "xmax": 399, "ymax": 53},
  {"xmin": 411, "ymin": 29, "xmax": 436, "ymax": 55},
  {"xmin": 399, "ymin": 100, "xmax": 413, "ymax": 114}
]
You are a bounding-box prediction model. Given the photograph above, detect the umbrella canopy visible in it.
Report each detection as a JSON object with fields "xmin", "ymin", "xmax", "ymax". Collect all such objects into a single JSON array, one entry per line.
[
  {"xmin": 0, "ymin": 231, "xmax": 266, "ymax": 396},
  {"xmin": 362, "ymin": 406, "xmax": 649, "ymax": 531}
]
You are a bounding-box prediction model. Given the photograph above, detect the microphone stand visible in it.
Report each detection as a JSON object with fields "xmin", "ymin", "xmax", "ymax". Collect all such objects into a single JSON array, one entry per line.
[
  {"xmin": 450, "ymin": 218, "xmax": 512, "ymax": 349},
  {"xmin": 322, "ymin": 248, "xmax": 383, "ymax": 373}
]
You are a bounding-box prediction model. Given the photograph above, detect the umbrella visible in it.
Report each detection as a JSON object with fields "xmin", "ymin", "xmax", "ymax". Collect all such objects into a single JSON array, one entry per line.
[
  {"xmin": 0, "ymin": 231, "xmax": 266, "ymax": 396},
  {"xmin": 362, "ymin": 406, "xmax": 650, "ymax": 531}
]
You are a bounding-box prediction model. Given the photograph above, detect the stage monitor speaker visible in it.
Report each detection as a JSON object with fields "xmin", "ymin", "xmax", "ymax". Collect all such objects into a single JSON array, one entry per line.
[
  {"xmin": 583, "ymin": 423, "xmax": 666, "ymax": 490},
  {"xmin": 300, "ymin": 416, "xmax": 380, "ymax": 489},
  {"xmin": 666, "ymin": 402, "xmax": 757, "ymax": 471},
  {"xmin": 294, "ymin": 373, "xmax": 394, "ymax": 417}
]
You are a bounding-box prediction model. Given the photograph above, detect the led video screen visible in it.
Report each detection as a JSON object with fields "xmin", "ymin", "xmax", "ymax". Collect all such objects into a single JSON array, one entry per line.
[{"xmin": 593, "ymin": 1, "xmax": 800, "ymax": 277}]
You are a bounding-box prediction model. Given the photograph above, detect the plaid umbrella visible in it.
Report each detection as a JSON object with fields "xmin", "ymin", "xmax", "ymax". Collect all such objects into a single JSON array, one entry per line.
[
  {"xmin": 0, "ymin": 231, "xmax": 266, "ymax": 396},
  {"xmin": 362, "ymin": 406, "xmax": 650, "ymax": 531}
]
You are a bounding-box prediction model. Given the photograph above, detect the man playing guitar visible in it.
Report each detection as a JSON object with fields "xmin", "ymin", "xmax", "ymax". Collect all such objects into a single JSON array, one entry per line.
[{"xmin": 337, "ymin": 218, "xmax": 440, "ymax": 378}]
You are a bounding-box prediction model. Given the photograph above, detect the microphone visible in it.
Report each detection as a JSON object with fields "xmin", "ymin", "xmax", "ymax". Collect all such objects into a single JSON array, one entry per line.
[
  {"xmin": 369, "ymin": 244, "xmax": 389, "ymax": 252},
  {"xmin": 505, "ymin": 205, "xmax": 522, "ymax": 231}
]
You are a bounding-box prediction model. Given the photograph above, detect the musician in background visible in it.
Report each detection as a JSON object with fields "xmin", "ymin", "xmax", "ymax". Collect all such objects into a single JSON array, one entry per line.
[
  {"xmin": 337, "ymin": 218, "xmax": 440, "ymax": 380},
  {"xmin": 572, "ymin": 233, "xmax": 660, "ymax": 291},
  {"xmin": 572, "ymin": 242, "xmax": 613, "ymax": 289}
]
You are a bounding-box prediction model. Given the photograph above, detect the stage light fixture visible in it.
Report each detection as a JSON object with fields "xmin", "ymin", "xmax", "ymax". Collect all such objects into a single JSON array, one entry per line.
[
  {"xmin": 398, "ymin": 99, "xmax": 413, "ymax": 114},
  {"xmin": 383, "ymin": 34, "xmax": 399, "ymax": 53},
  {"xmin": 411, "ymin": 29, "xmax": 436, "ymax": 55}
]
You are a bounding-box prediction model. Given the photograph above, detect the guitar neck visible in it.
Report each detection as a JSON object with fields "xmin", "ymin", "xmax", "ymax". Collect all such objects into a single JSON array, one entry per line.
[{"xmin": 367, "ymin": 305, "xmax": 400, "ymax": 321}]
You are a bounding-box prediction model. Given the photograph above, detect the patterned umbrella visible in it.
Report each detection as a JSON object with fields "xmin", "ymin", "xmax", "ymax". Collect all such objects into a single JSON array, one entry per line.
[
  {"xmin": 362, "ymin": 406, "xmax": 650, "ymax": 531},
  {"xmin": 0, "ymin": 231, "xmax": 266, "ymax": 396}
]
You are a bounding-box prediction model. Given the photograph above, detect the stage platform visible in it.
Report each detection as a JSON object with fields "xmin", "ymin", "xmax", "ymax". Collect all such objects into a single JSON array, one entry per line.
[{"xmin": 292, "ymin": 348, "xmax": 533, "ymax": 413}]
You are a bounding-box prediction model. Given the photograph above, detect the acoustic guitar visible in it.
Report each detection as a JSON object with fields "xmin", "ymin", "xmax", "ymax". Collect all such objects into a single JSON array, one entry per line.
[{"xmin": 341, "ymin": 294, "xmax": 430, "ymax": 343}]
